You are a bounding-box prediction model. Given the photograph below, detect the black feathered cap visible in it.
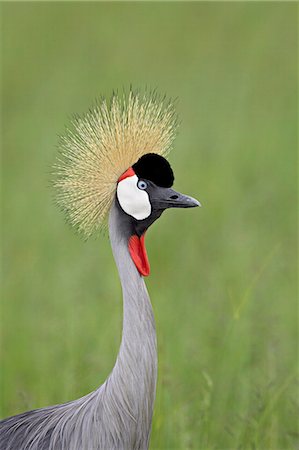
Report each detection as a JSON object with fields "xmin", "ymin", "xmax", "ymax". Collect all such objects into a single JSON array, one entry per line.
[{"xmin": 133, "ymin": 153, "xmax": 174, "ymax": 188}]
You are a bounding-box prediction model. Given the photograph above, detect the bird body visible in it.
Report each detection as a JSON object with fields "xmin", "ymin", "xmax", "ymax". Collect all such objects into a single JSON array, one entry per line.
[
  {"xmin": 0, "ymin": 202, "xmax": 157, "ymax": 450},
  {"xmin": 0, "ymin": 91, "xmax": 199, "ymax": 449}
]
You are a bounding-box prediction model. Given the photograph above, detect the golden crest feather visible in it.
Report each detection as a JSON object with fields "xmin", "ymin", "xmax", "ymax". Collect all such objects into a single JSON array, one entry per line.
[{"xmin": 54, "ymin": 90, "xmax": 178, "ymax": 237}]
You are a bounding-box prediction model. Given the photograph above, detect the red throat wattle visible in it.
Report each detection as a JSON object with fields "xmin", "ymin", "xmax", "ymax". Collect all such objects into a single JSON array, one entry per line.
[{"xmin": 128, "ymin": 234, "xmax": 150, "ymax": 277}]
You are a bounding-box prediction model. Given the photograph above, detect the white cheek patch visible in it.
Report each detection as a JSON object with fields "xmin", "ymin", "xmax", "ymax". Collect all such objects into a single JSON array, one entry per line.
[{"xmin": 117, "ymin": 175, "xmax": 151, "ymax": 220}]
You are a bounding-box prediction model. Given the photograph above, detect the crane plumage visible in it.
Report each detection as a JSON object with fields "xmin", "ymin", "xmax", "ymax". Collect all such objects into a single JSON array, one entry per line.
[
  {"xmin": 0, "ymin": 89, "xmax": 199, "ymax": 450},
  {"xmin": 54, "ymin": 90, "xmax": 177, "ymax": 236}
]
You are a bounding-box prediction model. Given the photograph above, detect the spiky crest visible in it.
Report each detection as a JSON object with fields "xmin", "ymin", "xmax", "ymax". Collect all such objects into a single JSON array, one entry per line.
[{"xmin": 54, "ymin": 90, "xmax": 177, "ymax": 237}]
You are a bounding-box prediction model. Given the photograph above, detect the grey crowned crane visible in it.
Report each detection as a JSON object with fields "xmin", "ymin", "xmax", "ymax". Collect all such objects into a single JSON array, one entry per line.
[{"xmin": 0, "ymin": 91, "xmax": 200, "ymax": 450}]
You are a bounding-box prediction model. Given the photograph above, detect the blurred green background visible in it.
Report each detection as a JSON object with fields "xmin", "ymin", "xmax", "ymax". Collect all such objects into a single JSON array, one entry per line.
[{"xmin": 1, "ymin": 2, "xmax": 297, "ymax": 449}]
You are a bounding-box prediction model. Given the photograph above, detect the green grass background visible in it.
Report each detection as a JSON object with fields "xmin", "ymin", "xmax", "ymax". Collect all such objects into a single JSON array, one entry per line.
[{"xmin": 1, "ymin": 2, "xmax": 297, "ymax": 449}]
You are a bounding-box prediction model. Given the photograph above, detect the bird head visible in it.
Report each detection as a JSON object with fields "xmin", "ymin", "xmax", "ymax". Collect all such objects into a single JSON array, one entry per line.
[
  {"xmin": 55, "ymin": 90, "xmax": 200, "ymax": 276},
  {"xmin": 116, "ymin": 153, "xmax": 200, "ymax": 276}
]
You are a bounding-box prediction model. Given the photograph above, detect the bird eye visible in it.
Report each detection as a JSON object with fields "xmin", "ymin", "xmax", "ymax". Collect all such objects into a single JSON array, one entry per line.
[{"xmin": 137, "ymin": 180, "xmax": 148, "ymax": 190}]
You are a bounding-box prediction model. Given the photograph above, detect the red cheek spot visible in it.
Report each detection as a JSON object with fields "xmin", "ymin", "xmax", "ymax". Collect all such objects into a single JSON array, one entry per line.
[
  {"xmin": 118, "ymin": 167, "xmax": 135, "ymax": 182},
  {"xmin": 128, "ymin": 233, "xmax": 150, "ymax": 277}
]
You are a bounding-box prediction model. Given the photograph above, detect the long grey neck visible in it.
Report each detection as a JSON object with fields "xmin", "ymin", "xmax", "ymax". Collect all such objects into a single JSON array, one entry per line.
[{"xmin": 106, "ymin": 201, "xmax": 157, "ymax": 449}]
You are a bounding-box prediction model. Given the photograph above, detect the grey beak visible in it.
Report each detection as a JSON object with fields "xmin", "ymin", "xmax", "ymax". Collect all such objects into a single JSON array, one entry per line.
[{"xmin": 152, "ymin": 187, "xmax": 201, "ymax": 210}]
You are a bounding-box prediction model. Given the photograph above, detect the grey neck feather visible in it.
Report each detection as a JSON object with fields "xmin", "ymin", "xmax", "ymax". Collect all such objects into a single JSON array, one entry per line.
[{"xmin": 106, "ymin": 201, "xmax": 157, "ymax": 448}]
